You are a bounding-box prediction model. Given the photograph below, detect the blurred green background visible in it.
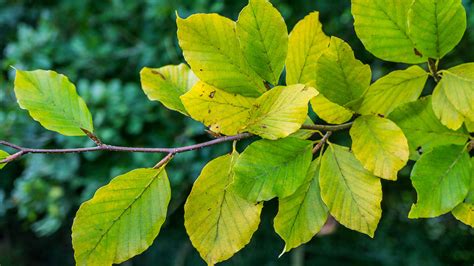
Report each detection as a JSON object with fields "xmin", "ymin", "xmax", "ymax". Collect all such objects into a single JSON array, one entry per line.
[{"xmin": 0, "ymin": 0, "xmax": 473, "ymax": 265}]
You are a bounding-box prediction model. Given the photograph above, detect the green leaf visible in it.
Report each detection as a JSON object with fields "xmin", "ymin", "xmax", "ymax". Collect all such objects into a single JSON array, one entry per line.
[
  {"xmin": 236, "ymin": 0, "xmax": 288, "ymax": 85},
  {"xmin": 286, "ymin": 12, "xmax": 330, "ymax": 85},
  {"xmin": 310, "ymin": 94, "xmax": 354, "ymax": 124},
  {"xmin": 357, "ymin": 66, "xmax": 428, "ymax": 116},
  {"xmin": 176, "ymin": 13, "xmax": 265, "ymax": 97},
  {"xmin": 274, "ymin": 159, "xmax": 328, "ymax": 253},
  {"xmin": 409, "ymin": 145, "xmax": 471, "ymax": 218},
  {"xmin": 408, "ymin": 0, "xmax": 466, "ymax": 59},
  {"xmin": 140, "ymin": 64, "xmax": 198, "ymax": 115},
  {"xmin": 320, "ymin": 144, "xmax": 382, "ymax": 237},
  {"xmin": 0, "ymin": 150, "xmax": 9, "ymax": 170},
  {"xmin": 180, "ymin": 81, "xmax": 255, "ymax": 135},
  {"xmin": 352, "ymin": 0, "xmax": 425, "ymax": 63},
  {"xmin": 72, "ymin": 168, "xmax": 171, "ymax": 266},
  {"xmin": 315, "ymin": 37, "xmax": 371, "ymax": 107},
  {"xmin": 432, "ymin": 77, "xmax": 465, "ymax": 130},
  {"xmin": 184, "ymin": 153, "xmax": 262, "ymax": 265},
  {"xmin": 350, "ymin": 115, "xmax": 409, "ymax": 181},
  {"xmin": 232, "ymin": 137, "xmax": 313, "ymax": 202},
  {"xmin": 244, "ymin": 84, "xmax": 318, "ymax": 140},
  {"xmin": 14, "ymin": 69, "xmax": 93, "ymax": 136},
  {"xmin": 439, "ymin": 63, "xmax": 474, "ymax": 121},
  {"xmin": 388, "ymin": 97, "xmax": 469, "ymax": 160},
  {"xmin": 452, "ymin": 158, "xmax": 474, "ymax": 227}
]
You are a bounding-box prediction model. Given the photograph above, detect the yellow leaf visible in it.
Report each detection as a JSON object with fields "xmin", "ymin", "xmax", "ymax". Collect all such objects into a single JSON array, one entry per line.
[
  {"xmin": 432, "ymin": 78, "xmax": 465, "ymax": 130},
  {"xmin": 357, "ymin": 66, "xmax": 428, "ymax": 116},
  {"xmin": 440, "ymin": 63, "xmax": 474, "ymax": 121},
  {"xmin": 245, "ymin": 84, "xmax": 318, "ymax": 140},
  {"xmin": 286, "ymin": 12, "xmax": 329, "ymax": 85},
  {"xmin": 310, "ymin": 92, "xmax": 354, "ymax": 125},
  {"xmin": 184, "ymin": 153, "xmax": 262, "ymax": 265},
  {"xmin": 350, "ymin": 115, "xmax": 409, "ymax": 180},
  {"xmin": 0, "ymin": 150, "xmax": 9, "ymax": 170},
  {"xmin": 181, "ymin": 82, "xmax": 255, "ymax": 135},
  {"xmin": 320, "ymin": 144, "xmax": 382, "ymax": 237}
]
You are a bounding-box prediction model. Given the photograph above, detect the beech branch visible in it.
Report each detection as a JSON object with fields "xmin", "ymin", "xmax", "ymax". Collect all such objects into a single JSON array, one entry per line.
[{"xmin": 0, "ymin": 122, "xmax": 353, "ymax": 164}]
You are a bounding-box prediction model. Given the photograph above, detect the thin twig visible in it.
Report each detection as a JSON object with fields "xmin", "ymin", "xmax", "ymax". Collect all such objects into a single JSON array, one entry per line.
[
  {"xmin": 312, "ymin": 131, "xmax": 332, "ymax": 154},
  {"xmin": 0, "ymin": 122, "xmax": 354, "ymax": 164},
  {"xmin": 301, "ymin": 122, "xmax": 352, "ymax": 132},
  {"xmin": 153, "ymin": 153, "xmax": 175, "ymax": 169},
  {"xmin": 0, "ymin": 133, "xmax": 253, "ymax": 164}
]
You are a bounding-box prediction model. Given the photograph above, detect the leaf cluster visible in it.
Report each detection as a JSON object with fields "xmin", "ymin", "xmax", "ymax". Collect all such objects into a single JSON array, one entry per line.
[{"xmin": 1, "ymin": 0, "xmax": 473, "ymax": 265}]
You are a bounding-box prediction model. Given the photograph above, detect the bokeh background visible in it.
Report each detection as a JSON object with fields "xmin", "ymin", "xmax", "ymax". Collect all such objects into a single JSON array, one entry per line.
[{"xmin": 0, "ymin": 0, "xmax": 473, "ymax": 265}]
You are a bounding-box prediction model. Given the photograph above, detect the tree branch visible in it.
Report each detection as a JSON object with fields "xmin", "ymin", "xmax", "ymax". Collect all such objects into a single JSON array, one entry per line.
[
  {"xmin": 301, "ymin": 122, "xmax": 353, "ymax": 132},
  {"xmin": 0, "ymin": 133, "xmax": 252, "ymax": 164},
  {"xmin": 0, "ymin": 122, "xmax": 353, "ymax": 164}
]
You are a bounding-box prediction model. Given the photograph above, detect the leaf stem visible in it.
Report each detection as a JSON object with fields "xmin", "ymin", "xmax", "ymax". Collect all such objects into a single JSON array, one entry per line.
[{"xmin": 428, "ymin": 58, "xmax": 440, "ymax": 82}]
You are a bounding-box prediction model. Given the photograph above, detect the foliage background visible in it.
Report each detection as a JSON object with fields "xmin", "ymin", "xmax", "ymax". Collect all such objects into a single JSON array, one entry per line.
[{"xmin": 0, "ymin": 0, "xmax": 473, "ymax": 265}]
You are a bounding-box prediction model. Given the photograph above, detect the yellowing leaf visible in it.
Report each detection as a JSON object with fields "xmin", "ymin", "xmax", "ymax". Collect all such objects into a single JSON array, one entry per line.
[
  {"xmin": 452, "ymin": 203, "xmax": 474, "ymax": 227},
  {"xmin": 232, "ymin": 137, "xmax": 313, "ymax": 202},
  {"xmin": 14, "ymin": 69, "xmax": 93, "ymax": 136},
  {"xmin": 432, "ymin": 78, "xmax": 465, "ymax": 130},
  {"xmin": 409, "ymin": 145, "xmax": 471, "ymax": 218},
  {"xmin": 140, "ymin": 64, "xmax": 198, "ymax": 115},
  {"xmin": 286, "ymin": 12, "xmax": 330, "ymax": 85},
  {"xmin": 440, "ymin": 64, "xmax": 474, "ymax": 121},
  {"xmin": 236, "ymin": 0, "xmax": 288, "ymax": 85},
  {"xmin": 465, "ymin": 119, "xmax": 474, "ymax": 133},
  {"xmin": 452, "ymin": 160, "xmax": 474, "ymax": 228},
  {"xmin": 184, "ymin": 153, "xmax": 262, "ymax": 265},
  {"xmin": 289, "ymin": 117, "xmax": 318, "ymax": 140},
  {"xmin": 310, "ymin": 94, "xmax": 354, "ymax": 124},
  {"xmin": 177, "ymin": 13, "xmax": 265, "ymax": 97},
  {"xmin": 350, "ymin": 115, "xmax": 409, "ymax": 181},
  {"xmin": 315, "ymin": 37, "xmax": 371, "ymax": 107},
  {"xmin": 408, "ymin": 0, "xmax": 466, "ymax": 59},
  {"xmin": 320, "ymin": 144, "xmax": 382, "ymax": 237},
  {"xmin": 357, "ymin": 66, "xmax": 428, "ymax": 116},
  {"xmin": 388, "ymin": 97, "xmax": 469, "ymax": 160},
  {"xmin": 274, "ymin": 159, "xmax": 328, "ymax": 253},
  {"xmin": 72, "ymin": 168, "xmax": 171, "ymax": 266},
  {"xmin": 352, "ymin": 0, "xmax": 424, "ymax": 64},
  {"xmin": 0, "ymin": 150, "xmax": 9, "ymax": 170},
  {"xmin": 180, "ymin": 82, "xmax": 255, "ymax": 135},
  {"xmin": 245, "ymin": 84, "xmax": 318, "ymax": 140}
]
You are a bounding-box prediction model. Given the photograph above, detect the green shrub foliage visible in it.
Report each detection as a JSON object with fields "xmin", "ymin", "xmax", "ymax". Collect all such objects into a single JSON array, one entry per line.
[{"xmin": 2, "ymin": 0, "xmax": 473, "ymax": 265}]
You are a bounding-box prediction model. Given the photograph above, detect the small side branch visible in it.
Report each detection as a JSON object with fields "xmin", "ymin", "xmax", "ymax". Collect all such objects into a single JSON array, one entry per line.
[
  {"xmin": 301, "ymin": 122, "xmax": 353, "ymax": 132},
  {"xmin": 312, "ymin": 131, "xmax": 332, "ymax": 154},
  {"xmin": 428, "ymin": 58, "xmax": 440, "ymax": 82}
]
